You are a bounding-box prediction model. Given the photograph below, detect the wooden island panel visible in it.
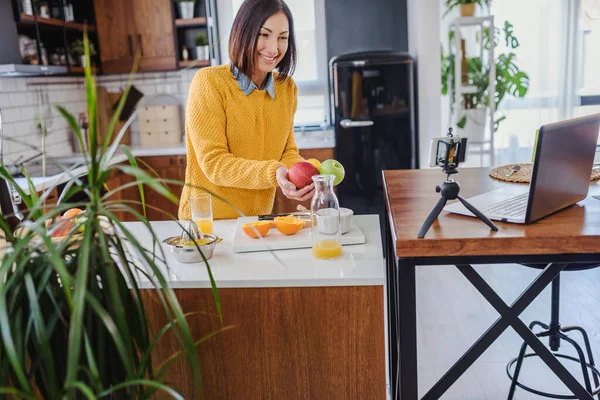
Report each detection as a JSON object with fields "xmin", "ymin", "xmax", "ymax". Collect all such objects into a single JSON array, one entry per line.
[{"xmin": 144, "ymin": 285, "xmax": 385, "ymax": 399}]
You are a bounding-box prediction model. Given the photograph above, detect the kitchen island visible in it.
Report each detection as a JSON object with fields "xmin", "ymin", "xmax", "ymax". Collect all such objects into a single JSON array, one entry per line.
[{"xmin": 124, "ymin": 215, "xmax": 386, "ymax": 399}]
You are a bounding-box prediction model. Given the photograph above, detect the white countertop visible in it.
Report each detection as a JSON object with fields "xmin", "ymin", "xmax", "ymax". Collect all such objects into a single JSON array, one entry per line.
[
  {"xmin": 13, "ymin": 153, "xmax": 129, "ymax": 195},
  {"xmin": 123, "ymin": 214, "xmax": 384, "ymax": 289}
]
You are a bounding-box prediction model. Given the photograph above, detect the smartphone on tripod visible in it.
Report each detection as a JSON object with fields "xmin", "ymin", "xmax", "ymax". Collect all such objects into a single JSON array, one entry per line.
[{"xmin": 428, "ymin": 136, "xmax": 468, "ymax": 168}]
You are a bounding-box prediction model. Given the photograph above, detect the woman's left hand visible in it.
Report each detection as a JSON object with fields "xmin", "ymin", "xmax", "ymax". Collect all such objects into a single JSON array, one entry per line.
[{"xmin": 276, "ymin": 167, "xmax": 315, "ymax": 201}]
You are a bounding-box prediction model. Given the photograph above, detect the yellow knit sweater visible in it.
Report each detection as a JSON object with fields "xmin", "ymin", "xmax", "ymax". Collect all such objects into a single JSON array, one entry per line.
[{"xmin": 178, "ymin": 65, "xmax": 304, "ymax": 220}]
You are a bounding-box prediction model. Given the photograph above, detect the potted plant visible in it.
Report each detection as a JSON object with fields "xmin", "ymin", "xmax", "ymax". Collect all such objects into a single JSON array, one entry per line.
[
  {"xmin": 195, "ymin": 32, "xmax": 209, "ymax": 61},
  {"xmin": 441, "ymin": 21, "xmax": 530, "ymax": 136},
  {"xmin": 444, "ymin": 0, "xmax": 490, "ymax": 17},
  {"xmin": 71, "ymin": 39, "xmax": 96, "ymax": 67},
  {"xmin": 0, "ymin": 34, "xmax": 226, "ymax": 399},
  {"xmin": 175, "ymin": 0, "xmax": 195, "ymax": 19}
]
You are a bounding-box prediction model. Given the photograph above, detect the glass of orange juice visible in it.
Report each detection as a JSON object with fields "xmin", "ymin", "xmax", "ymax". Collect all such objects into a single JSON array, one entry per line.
[{"xmin": 190, "ymin": 193, "xmax": 213, "ymax": 234}]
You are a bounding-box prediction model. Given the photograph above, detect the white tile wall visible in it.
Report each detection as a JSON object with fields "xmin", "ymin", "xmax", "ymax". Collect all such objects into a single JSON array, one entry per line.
[
  {"xmin": 0, "ymin": 67, "xmax": 199, "ymax": 164},
  {"xmin": 96, "ymin": 68, "xmax": 197, "ymax": 147},
  {"xmin": 0, "ymin": 76, "xmax": 85, "ymax": 164}
]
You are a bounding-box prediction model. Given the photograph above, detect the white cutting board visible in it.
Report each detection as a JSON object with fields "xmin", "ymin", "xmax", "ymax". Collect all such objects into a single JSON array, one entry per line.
[{"xmin": 232, "ymin": 216, "xmax": 366, "ymax": 253}]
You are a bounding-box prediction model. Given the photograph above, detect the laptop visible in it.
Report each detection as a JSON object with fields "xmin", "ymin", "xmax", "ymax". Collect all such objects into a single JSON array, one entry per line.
[{"xmin": 444, "ymin": 113, "xmax": 600, "ymax": 224}]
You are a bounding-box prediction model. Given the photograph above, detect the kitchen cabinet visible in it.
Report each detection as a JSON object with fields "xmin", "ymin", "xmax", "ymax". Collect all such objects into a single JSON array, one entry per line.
[
  {"xmin": 94, "ymin": 0, "xmax": 176, "ymax": 74},
  {"xmin": 2, "ymin": 0, "xmax": 100, "ymax": 76},
  {"xmin": 272, "ymin": 148, "xmax": 334, "ymax": 214},
  {"xmin": 105, "ymin": 167, "xmax": 142, "ymax": 222},
  {"xmin": 131, "ymin": 0, "xmax": 176, "ymax": 72},
  {"xmin": 138, "ymin": 155, "xmax": 185, "ymax": 221},
  {"xmin": 104, "ymin": 155, "xmax": 185, "ymax": 222},
  {"xmin": 94, "ymin": 0, "xmax": 136, "ymax": 74},
  {"xmin": 173, "ymin": 0, "xmax": 220, "ymax": 68},
  {"xmin": 144, "ymin": 285, "xmax": 385, "ymax": 399}
]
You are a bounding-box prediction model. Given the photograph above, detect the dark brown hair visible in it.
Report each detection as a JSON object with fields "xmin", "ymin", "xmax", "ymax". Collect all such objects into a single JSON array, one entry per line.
[{"xmin": 229, "ymin": 0, "xmax": 296, "ymax": 82}]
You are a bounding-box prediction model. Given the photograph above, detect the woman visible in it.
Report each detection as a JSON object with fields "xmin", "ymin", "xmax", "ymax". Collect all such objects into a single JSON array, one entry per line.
[{"xmin": 178, "ymin": 0, "xmax": 313, "ymax": 220}]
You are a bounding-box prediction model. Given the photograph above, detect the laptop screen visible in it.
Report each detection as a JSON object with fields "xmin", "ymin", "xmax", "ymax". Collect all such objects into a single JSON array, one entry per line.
[{"xmin": 527, "ymin": 113, "xmax": 600, "ymax": 223}]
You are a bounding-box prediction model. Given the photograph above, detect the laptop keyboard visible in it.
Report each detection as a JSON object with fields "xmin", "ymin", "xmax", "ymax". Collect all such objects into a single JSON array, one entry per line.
[{"xmin": 481, "ymin": 192, "xmax": 529, "ymax": 218}]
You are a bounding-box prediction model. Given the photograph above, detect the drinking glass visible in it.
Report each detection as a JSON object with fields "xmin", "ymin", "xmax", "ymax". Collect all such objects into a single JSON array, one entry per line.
[{"xmin": 190, "ymin": 193, "xmax": 213, "ymax": 234}]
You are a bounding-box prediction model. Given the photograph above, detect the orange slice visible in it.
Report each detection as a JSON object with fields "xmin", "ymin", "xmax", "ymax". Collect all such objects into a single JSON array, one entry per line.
[
  {"xmin": 63, "ymin": 208, "xmax": 83, "ymax": 219},
  {"xmin": 242, "ymin": 221, "xmax": 272, "ymax": 238},
  {"xmin": 274, "ymin": 214, "xmax": 305, "ymax": 236}
]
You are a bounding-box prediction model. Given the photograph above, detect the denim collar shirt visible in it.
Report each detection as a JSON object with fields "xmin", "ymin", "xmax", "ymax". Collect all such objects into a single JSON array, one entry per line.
[{"xmin": 232, "ymin": 66, "xmax": 275, "ymax": 99}]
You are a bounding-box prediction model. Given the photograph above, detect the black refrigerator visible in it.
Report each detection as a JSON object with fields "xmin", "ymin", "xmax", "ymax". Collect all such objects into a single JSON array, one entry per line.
[{"xmin": 329, "ymin": 51, "xmax": 418, "ymax": 225}]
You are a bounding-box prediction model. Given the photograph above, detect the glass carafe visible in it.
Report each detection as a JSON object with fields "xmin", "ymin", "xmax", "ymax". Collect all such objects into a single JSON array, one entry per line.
[{"xmin": 311, "ymin": 175, "xmax": 342, "ymax": 259}]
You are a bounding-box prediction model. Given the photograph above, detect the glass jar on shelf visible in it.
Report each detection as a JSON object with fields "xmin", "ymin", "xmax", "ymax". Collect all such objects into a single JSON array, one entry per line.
[{"xmin": 310, "ymin": 174, "xmax": 342, "ymax": 259}]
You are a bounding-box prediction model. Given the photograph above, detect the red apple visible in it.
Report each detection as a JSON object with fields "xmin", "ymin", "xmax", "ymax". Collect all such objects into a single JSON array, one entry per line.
[{"xmin": 287, "ymin": 162, "xmax": 319, "ymax": 189}]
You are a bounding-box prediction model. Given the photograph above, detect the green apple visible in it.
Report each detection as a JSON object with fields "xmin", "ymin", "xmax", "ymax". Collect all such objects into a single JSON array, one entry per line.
[
  {"xmin": 75, "ymin": 215, "xmax": 86, "ymax": 234},
  {"xmin": 319, "ymin": 159, "xmax": 345, "ymax": 186}
]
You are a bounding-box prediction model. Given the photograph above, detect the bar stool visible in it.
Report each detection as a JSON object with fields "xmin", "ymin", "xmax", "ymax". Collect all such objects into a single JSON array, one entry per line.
[{"xmin": 507, "ymin": 264, "xmax": 600, "ymax": 399}]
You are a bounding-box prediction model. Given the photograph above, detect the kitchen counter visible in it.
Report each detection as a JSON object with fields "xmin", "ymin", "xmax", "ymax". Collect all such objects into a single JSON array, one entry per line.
[
  {"xmin": 13, "ymin": 153, "xmax": 129, "ymax": 195},
  {"xmin": 133, "ymin": 213, "xmax": 386, "ymax": 399},
  {"xmin": 123, "ymin": 214, "xmax": 383, "ymax": 288}
]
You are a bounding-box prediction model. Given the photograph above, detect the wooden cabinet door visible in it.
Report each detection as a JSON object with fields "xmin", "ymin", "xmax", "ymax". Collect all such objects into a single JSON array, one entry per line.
[
  {"xmin": 131, "ymin": 0, "xmax": 177, "ymax": 72},
  {"xmin": 94, "ymin": 0, "xmax": 136, "ymax": 74},
  {"xmin": 299, "ymin": 148, "xmax": 334, "ymax": 163},
  {"xmin": 272, "ymin": 148, "xmax": 335, "ymax": 214},
  {"xmin": 105, "ymin": 167, "xmax": 142, "ymax": 222},
  {"xmin": 139, "ymin": 156, "xmax": 184, "ymax": 221}
]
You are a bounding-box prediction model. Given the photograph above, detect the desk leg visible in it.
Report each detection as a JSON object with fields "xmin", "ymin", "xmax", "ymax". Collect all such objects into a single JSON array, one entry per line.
[
  {"xmin": 385, "ymin": 214, "xmax": 399, "ymax": 399},
  {"xmin": 397, "ymin": 258, "xmax": 417, "ymax": 400}
]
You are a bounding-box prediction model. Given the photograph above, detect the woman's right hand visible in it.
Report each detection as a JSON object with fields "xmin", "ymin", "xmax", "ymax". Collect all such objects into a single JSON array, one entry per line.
[{"xmin": 276, "ymin": 167, "xmax": 315, "ymax": 202}]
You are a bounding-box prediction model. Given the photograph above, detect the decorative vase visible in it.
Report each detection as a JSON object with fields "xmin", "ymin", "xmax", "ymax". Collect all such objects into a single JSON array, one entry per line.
[
  {"xmin": 178, "ymin": 2, "xmax": 194, "ymax": 19},
  {"xmin": 196, "ymin": 45, "xmax": 209, "ymax": 61},
  {"xmin": 79, "ymin": 55, "xmax": 86, "ymax": 67},
  {"xmin": 21, "ymin": 0, "xmax": 33, "ymax": 15},
  {"xmin": 458, "ymin": 107, "xmax": 489, "ymax": 143},
  {"xmin": 460, "ymin": 3, "xmax": 476, "ymax": 17}
]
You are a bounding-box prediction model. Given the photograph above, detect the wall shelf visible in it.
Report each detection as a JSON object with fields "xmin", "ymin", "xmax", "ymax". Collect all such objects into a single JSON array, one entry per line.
[
  {"xmin": 19, "ymin": 13, "xmax": 35, "ymax": 23},
  {"xmin": 175, "ymin": 17, "xmax": 207, "ymax": 28},
  {"xmin": 448, "ymin": 15, "xmax": 496, "ymax": 164},
  {"xmin": 69, "ymin": 66, "xmax": 98, "ymax": 74},
  {"xmin": 20, "ymin": 13, "xmax": 97, "ymax": 32},
  {"xmin": 179, "ymin": 59, "xmax": 210, "ymax": 68},
  {"xmin": 64, "ymin": 21, "xmax": 97, "ymax": 32},
  {"xmin": 3, "ymin": 2, "xmax": 100, "ymax": 77}
]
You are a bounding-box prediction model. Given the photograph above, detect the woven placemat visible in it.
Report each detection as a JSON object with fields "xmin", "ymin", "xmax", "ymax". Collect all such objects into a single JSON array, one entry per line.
[{"xmin": 490, "ymin": 163, "xmax": 600, "ymax": 183}]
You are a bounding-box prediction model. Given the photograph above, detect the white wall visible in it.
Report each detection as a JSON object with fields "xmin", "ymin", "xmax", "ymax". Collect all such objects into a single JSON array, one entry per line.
[
  {"xmin": 407, "ymin": 0, "xmax": 442, "ymax": 168},
  {"xmin": 216, "ymin": 0, "xmax": 235, "ymax": 65}
]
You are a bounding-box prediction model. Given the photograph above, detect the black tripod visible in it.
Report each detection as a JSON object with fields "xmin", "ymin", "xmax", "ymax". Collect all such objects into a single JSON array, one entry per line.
[{"xmin": 417, "ymin": 164, "xmax": 498, "ymax": 238}]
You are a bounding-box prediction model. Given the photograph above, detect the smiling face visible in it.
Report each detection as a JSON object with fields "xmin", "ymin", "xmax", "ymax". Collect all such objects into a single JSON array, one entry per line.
[{"xmin": 251, "ymin": 11, "xmax": 289, "ymax": 86}]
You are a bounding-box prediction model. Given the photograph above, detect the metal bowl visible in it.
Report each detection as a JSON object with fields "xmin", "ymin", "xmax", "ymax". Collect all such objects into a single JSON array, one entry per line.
[{"xmin": 162, "ymin": 233, "xmax": 222, "ymax": 264}]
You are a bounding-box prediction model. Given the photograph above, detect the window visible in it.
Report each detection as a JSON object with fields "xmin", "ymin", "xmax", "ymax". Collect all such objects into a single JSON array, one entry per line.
[
  {"xmin": 489, "ymin": 0, "xmax": 565, "ymax": 162},
  {"xmin": 217, "ymin": 0, "xmax": 329, "ymax": 128},
  {"xmin": 575, "ymin": 0, "xmax": 600, "ymax": 144},
  {"xmin": 456, "ymin": 0, "xmax": 600, "ymax": 164}
]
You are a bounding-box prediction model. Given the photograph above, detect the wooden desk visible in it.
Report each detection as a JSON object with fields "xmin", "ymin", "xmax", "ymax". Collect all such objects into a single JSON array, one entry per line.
[{"xmin": 383, "ymin": 168, "xmax": 600, "ymax": 400}]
